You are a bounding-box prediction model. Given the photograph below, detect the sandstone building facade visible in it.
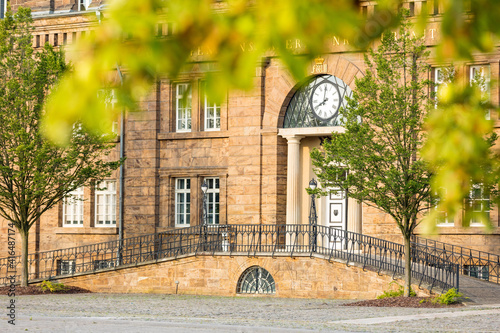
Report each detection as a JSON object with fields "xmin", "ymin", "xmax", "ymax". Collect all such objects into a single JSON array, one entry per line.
[{"xmin": 1, "ymin": 0, "xmax": 499, "ymax": 288}]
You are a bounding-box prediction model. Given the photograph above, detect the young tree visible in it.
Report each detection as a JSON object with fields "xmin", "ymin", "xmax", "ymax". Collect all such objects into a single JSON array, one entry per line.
[
  {"xmin": 310, "ymin": 17, "xmax": 432, "ymax": 297},
  {"xmin": 0, "ymin": 7, "xmax": 121, "ymax": 287}
]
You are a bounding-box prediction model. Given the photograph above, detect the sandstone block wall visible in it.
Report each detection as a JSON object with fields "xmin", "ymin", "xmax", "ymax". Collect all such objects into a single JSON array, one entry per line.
[{"xmin": 57, "ymin": 254, "xmax": 434, "ymax": 299}]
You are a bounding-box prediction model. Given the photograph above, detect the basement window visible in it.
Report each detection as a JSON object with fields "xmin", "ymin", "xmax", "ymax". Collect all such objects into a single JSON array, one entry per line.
[
  {"xmin": 464, "ymin": 265, "xmax": 489, "ymax": 281},
  {"xmin": 94, "ymin": 260, "xmax": 116, "ymax": 270},
  {"xmin": 57, "ymin": 260, "xmax": 76, "ymax": 275},
  {"xmin": 237, "ymin": 266, "xmax": 276, "ymax": 294}
]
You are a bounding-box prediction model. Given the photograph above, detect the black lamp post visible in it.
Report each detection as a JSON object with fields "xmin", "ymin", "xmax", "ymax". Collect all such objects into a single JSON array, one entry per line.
[
  {"xmin": 201, "ymin": 181, "xmax": 209, "ymax": 250},
  {"xmin": 201, "ymin": 181, "xmax": 208, "ymax": 226},
  {"xmin": 308, "ymin": 178, "xmax": 318, "ymax": 252}
]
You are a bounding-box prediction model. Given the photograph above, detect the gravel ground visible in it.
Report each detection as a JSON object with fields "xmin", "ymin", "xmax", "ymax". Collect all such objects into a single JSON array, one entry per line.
[{"xmin": 1, "ymin": 294, "xmax": 499, "ymax": 332}]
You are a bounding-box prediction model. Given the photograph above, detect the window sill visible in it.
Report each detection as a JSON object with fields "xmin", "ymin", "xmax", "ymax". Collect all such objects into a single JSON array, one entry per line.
[
  {"xmin": 158, "ymin": 131, "xmax": 229, "ymax": 140},
  {"xmin": 55, "ymin": 227, "xmax": 119, "ymax": 235},
  {"xmin": 416, "ymin": 226, "xmax": 500, "ymax": 235}
]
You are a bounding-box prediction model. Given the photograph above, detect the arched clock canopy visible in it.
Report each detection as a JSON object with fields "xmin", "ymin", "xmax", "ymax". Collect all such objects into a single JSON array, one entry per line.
[{"xmin": 283, "ymin": 74, "xmax": 353, "ymax": 128}]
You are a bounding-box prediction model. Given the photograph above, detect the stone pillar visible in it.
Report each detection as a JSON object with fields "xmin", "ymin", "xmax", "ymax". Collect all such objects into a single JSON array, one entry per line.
[{"xmin": 284, "ymin": 136, "xmax": 305, "ymax": 226}]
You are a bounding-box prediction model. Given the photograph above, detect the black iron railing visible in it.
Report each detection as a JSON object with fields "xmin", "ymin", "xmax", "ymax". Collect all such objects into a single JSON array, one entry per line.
[
  {"xmin": 412, "ymin": 235, "xmax": 500, "ymax": 285},
  {"xmin": 0, "ymin": 224, "xmax": 459, "ymax": 292}
]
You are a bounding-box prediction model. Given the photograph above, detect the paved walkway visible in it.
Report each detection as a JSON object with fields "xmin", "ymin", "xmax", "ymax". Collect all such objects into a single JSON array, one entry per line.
[
  {"xmin": 459, "ymin": 275, "xmax": 500, "ymax": 304},
  {"xmin": 2, "ymin": 294, "xmax": 500, "ymax": 332}
]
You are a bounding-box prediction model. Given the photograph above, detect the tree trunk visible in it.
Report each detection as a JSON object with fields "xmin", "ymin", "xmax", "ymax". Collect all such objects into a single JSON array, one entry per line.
[
  {"xmin": 20, "ymin": 230, "xmax": 29, "ymax": 287},
  {"xmin": 404, "ymin": 235, "xmax": 412, "ymax": 297}
]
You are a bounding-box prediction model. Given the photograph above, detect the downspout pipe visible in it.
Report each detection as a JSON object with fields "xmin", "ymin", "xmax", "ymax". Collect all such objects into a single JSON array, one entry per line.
[
  {"xmin": 98, "ymin": 7, "xmax": 124, "ymax": 264},
  {"xmin": 116, "ymin": 65, "xmax": 125, "ymax": 265}
]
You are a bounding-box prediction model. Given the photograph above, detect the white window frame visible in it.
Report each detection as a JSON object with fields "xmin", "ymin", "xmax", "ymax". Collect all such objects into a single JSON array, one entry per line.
[
  {"xmin": 1, "ymin": 0, "xmax": 7, "ymax": 19},
  {"xmin": 434, "ymin": 67, "xmax": 443, "ymax": 107},
  {"xmin": 467, "ymin": 184, "xmax": 489, "ymax": 226},
  {"xmin": 204, "ymin": 177, "xmax": 220, "ymax": 225},
  {"xmin": 433, "ymin": 189, "xmax": 453, "ymax": 227},
  {"xmin": 176, "ymin": 83, "xmax": 192, "ymax": 132},
  {"xmin": 470, "ymin": 64, "xmax": 491, "ymax": 120},
  {"xmin": 204, "ymin": 94, "xmax": 221, "ymax": 131},
  {"xmin": 79, "ymin": 0, "xmax": 92, "ymax": 11},
  {"xmin": 97, "ymin": 89, "xmax": 119, "ymax": 135},
  {"xmin": 58, "ymin": 260, "xmax": 75, "ymax": 275},
  {"xmin": 95, "ymin": 180, "xmax": 117, "ymax": 227},
  {"xmin": 175, "ymin": 178, "xmax": 191, "ymax": 227},
  {"xmin": 63, "ymin": 186, "xmax": 84, "ymax": 227}
]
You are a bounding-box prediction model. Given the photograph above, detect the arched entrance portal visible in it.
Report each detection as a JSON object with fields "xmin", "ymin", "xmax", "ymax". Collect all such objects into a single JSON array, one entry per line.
[{"xmin": 278, "ymin": 73, "xmax": 362, "ymax": 239}]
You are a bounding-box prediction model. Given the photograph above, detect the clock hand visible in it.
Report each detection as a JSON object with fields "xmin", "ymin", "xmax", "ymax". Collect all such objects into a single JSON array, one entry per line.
[{"xmin": 318, "ymin": 97, "xmax": 329, "ymax": 107}]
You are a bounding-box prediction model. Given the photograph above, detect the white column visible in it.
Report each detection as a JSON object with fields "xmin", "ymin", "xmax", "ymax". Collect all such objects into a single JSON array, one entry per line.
[
  {"xmin": 284, "ymin": 135, "xmax": 304, "ymax": 226},
  {"xmin": 347, "ymin": 197, "xmax": 362, "ymax": 250}
]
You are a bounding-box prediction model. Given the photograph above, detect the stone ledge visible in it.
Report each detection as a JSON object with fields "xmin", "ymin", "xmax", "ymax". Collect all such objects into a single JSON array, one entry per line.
[
  {"xmin": 416, "ymin": 228, "xmax": 500, "ymax": 235},
  {"xmin": 158, "ymin": 131, "xmax": 229, "ymax": 140},
  {"xmin": 55, "ymin": 227, "xmax": 118, "ymax": 235}
]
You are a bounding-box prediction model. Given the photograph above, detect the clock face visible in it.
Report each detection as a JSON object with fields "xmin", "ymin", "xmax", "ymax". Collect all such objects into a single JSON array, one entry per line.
[{"xmin": 309, "ymin": 81, "xmax": 341, "ymax": 121}]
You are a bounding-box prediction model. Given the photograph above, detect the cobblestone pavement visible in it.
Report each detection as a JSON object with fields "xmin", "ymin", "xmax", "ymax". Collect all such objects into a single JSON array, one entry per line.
[{"xmin": 1, "ymin": 294, "xmax": 499, "ymax": 332}]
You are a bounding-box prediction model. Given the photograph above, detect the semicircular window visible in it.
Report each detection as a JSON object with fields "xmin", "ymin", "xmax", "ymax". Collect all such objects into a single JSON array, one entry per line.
[
  {"xmin": 283, "ymin": 74, "xmax": 353, "ymax": 128},
  {"xmin": 236, "ymin": 266, "xmax": 276, "ymax": 294}
]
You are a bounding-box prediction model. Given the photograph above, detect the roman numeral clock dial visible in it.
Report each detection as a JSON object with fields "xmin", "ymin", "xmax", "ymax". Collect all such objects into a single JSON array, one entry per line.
[{"xmin": 309, "ymin": 81, "xmax": 341, "ymax": 121}]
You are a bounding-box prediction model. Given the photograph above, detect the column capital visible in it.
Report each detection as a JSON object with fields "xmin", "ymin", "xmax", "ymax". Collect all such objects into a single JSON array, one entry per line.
[{"xmin": 282, "ymin": 135, "xmax": 305, "ymax": 144}]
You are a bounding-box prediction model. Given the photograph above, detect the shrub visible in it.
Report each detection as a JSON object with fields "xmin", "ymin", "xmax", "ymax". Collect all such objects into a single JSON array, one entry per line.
[
  {"xmin": 377, "ymin": 281, "xmax": 416, "ymax": 299},
  {"xmin": 40, "ymin": 280, "xmax": 68, "ymax": 293},
  {"xmin": 432, "ymin": 288, "xmax": 463, "ymax": 305}
]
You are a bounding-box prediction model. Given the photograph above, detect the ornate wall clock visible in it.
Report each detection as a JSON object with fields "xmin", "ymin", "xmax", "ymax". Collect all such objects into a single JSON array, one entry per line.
[
  {"xmin": 283, "ymin": 74, "xmax": 353, "ymax": 128},
  {"xmin": 309, "ymin": 79, "xmax": 341, "ymax": 121}
]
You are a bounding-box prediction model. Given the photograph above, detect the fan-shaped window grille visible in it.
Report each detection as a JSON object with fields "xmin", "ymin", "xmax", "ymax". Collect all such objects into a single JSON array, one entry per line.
[
  {"xmin": 237, "ymin": 266, "xmax": 276, "ymax": 294},
  {"xmin": 283, "ymin": 75, "xmax": 352, "ymax": 128}
]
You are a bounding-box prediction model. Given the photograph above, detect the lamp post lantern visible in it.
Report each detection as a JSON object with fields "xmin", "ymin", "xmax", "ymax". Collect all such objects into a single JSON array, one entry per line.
[{"xmin": 308, "ymin": 178, "xmax": 318, "ymax": 252}]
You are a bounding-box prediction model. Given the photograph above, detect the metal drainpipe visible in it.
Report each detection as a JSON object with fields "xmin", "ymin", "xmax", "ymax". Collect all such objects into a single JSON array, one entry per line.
[
  {"xmin": 116, "ymin": 65, "xmax": 125, "ymax": 265},
  {"xmin": 97, "ymin": 5, "xmax": 124, "ymax": 265}
]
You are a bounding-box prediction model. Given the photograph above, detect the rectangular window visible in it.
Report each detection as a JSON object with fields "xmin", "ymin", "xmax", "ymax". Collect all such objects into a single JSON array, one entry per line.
[
  {"xmin": 434, "ymin": 67, "xmax": 443, "ymax": 106},
  {"xmin": 1, "ymin": 0, "xmax": 6, "ymax": 19},
  {"xmin": 175, "ymin": 178, "xmax": 191, "ymax": 227},
  {"xmin": 433, "ymin": 0, "xmax": 440, "ymax": 15},
  {"xmin": 204, "ymin": 93, "xmax": 221, "ymax": 131},
  {"xmin": 63, "ymin": 187, "xmax": 84, "ymax": 227},
  {"xmin": 470, "ymin": 64, "xmax": 491, "ymax": 119},
  {"xmin": 97, "ymin": 89, "xmax": 119, "ymax": 135},
  {"xmin": 466, "ymin": 184, "xmax": 490, "ymax": 226},
  {"xmin": 464, "ymin": 265, "xmax": 489, "ymax": 281},
  {"xmin": 95, "ymin": 180, "xmax": 117, "ymax": 227},
  {"xmin": 432, "ymin": 190, "xmax": 453, "ymax": 226},
  {"xmin": 176, "ymin": 83, "xmax": 192, "ymax": 132},
  {"xmin": 57, "ymin": 260, "xmax": 75, "ymax": 275},
  {"xmin": 93, "ymin": 260, "xmax": 115, "ymax": 270},
  {"xmin": 45, "ymin": 34, "xmax": 49, "ymax": 44},
  {"xmin": 434, "ymin": 66, "xmax": 455, "ymax": 107},
  {"xmin": 79, "ymin": 0, "xmax": 91, "ymax": 11},
  {"xmin": 36, "ymin": 35, "xmax": 40, "ymax": 48},
  {"xmin": 361, "ymin": 5, "xmax": 368, "ymax": 17},
  {"xmin": 204, "ymin": 177, "xmax": 220, "ymax": 225},
  {"xmin": 63, "ymin": 33, "xmax": 67, "ymax": 45},
  {"xmin": 72, "ymin": 31, "xmax": 77, "ymax": 43},
  {"xmin": 409, "ymin": 2, "xmax": 415, "ymax": 16},
  {"xmin": 54, "ymin": 33, "xmax": 58, "ymax": 47}
]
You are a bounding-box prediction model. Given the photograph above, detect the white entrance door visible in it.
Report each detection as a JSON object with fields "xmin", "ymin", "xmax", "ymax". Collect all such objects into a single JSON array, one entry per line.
[{"xmin": 323, "ymin": 188, "xmax": 347, "ymax": 249}]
